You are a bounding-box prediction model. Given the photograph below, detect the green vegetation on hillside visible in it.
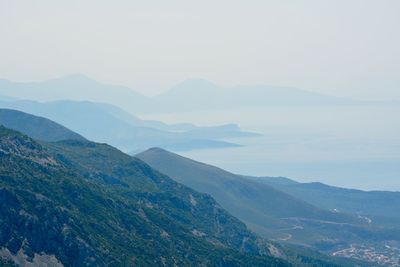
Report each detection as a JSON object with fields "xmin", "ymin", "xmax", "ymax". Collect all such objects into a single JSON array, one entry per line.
[
  {"xmin": 254, "ymin": 177, "xmax": 400, "ymax": 220},
  {"xmin": 137, "ymin": 148, "xmax": 399, "ymax": 265},
  {"xmin": 0, "ymin": 126, "xmax": 288, "ymax": 266}
]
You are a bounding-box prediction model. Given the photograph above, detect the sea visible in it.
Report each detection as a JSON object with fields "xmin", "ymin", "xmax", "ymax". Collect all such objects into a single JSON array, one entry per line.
[{"xmin": 141, "ymin": 105, "xmax": 400, "ymax": 191}]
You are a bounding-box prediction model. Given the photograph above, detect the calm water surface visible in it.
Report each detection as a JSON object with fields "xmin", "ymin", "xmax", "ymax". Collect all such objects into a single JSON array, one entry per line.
[{"xmin": 140, "ymin": 105, "xmax": 400, "ymax": 191}]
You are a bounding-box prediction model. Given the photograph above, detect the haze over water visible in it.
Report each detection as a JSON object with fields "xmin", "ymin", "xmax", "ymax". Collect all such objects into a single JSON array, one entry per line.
[
  {"xmin": 142, "ymin": 105, "xmax": 400, "ymax": 191},
  {"xmin": 1, "ymin": 1, "xmax": 399, "ymax": 191}
]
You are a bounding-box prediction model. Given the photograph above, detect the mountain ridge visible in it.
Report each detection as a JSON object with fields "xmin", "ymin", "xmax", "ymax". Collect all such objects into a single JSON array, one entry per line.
[
  {"xmin": 0, "ymin": 75, "xmax": 377, "ymax": 115},
  {"xmin": 0, "ymin": 125, "xmax": 364, "ymax": 266},
  {"xmin": 0, "ymin": 102, "xmax": 255, "ymax": 152},
  {"xmin": 0, "ymin": 126, "xmax": 289, "ymax": 266},
  {"xmin": 136, "ymin": 147, "xmax": 400, "ymax": 265},
  {"xmin": 0, "ymin": 108, "xmax": 86, "ymax": 142},
  {"xmin": 251, "ymin": 176, "xmax": 400, "ymax": 219}
]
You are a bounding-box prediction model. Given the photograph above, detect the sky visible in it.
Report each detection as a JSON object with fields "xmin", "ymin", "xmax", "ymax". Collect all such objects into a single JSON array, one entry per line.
[{"xmin": 0, "ymin": 0, "xmax": 399, "ymax": 100}]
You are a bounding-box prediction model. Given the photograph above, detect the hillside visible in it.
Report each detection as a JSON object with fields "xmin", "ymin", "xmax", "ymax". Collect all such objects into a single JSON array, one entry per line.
[
  {"xmin": 137, "ymin": 148, "xmax": 400, "ymax": 265},
  {"xmin": 251, "ymin": 177, "xmax": 400, "ymax": 220},
  {"xmin": 0, "ymin": 108, "xmax": 85, "ymax": 142},
  {"xmin": 0, "ymin": 126, "xmax": 292, "ymax": 266}
]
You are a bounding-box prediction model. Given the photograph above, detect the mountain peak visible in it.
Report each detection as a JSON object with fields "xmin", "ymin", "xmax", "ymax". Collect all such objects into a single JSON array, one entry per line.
[
  {"xmin": 138, "ymin": 147, "xmax": 174, "ymax": 157},
  {"xmin": 145, "ymin": 147, "xmax": 169, "ymax": 153}
]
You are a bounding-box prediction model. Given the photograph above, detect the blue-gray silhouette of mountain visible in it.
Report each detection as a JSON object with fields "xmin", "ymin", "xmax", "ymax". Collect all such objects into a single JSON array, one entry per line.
[
  {"xmin": 0, "ymin": 75, "xmax": 365, "ymax": 114},
  {"xmin": 0, "ymin": 108, "xmax": 85, "ymax": 142},
  {"xmin": 0, "ymin": 100, "xmax": 256, "ymax": 152}
]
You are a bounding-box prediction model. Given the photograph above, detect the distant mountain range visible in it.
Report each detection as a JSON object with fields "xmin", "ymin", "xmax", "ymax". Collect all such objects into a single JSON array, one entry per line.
[
  {"xmin": 0, "ymin": 100, "xmax": 258, "ymax": 152},
  {"xmin": 0, "ymin": 123, "xmax": 363, "ymax": 266},
  {"xmin": 151, "ymin": 79, "xmax": 357, "ymax": 112},
  {"xmin": 0, "ymin": 75, "xmax": 385, "ymax": 115},
  {"xmin": 137, "ymin": 148, "xmax": 400, "ymax": 265},
  {"xmin": 0, "ymin": 74, "xmax": 148, "ymax": 113},
  {"xmin": 0, "ymin": 78, "xmax": 398, "ymax": 265}
]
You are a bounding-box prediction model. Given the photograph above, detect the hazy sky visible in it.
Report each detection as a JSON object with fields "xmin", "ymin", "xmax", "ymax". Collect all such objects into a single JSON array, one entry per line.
[{"xmin": 0, "ymin": 0, "xmax": 399, "ymax": 100}]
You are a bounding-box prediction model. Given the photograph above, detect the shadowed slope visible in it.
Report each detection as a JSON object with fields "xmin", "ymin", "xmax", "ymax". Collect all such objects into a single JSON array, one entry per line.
[{"xmin": 0, "ymin": 108, "xmax": 85, "ymax": 142}]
